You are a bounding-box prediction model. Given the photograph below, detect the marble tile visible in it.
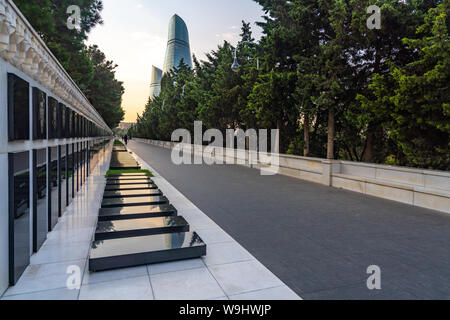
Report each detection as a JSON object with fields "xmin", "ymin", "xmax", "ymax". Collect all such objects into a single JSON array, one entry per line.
[
  {"xmin": 150, "ymin": 268, "xmax": 225, "ymax": 300},
  {"xmin": 44, "ymin": 227, "xmax": 94, "ymax": 246},
  {"xmin": 2, "ymin": 288, "xmax": 80, "ymax": 300},
  {"xmin": 30, "ymin": 242, "xmax": 90, "ymax": 265},
  {"xmin": 79, "ymin": 276, "xmax": 154, "ymax": 300},
  {"xmin": 4, "ymin": 260, "xmax": 86, "ymax": 296},
  {"xmin": 83, "ymin": 265, "xmax": 148, "ymax": 285},
  {"xmin": 196, "ymin": 227, "xmax": 235, "ymax": 244},
  {"xmin": 229, "ymin": 285, "xmax": 301, "ymax": 300},
  {"xmin": 147, "ymin": 258, "xmax": 205, "ymax": 275},
  {"xmin": 210, "ymin": 296, "xmax": 229, "ymax": 300},
  {"xmin": 210, "ymin": 261, "xmax": 284, "ymax": 296}
]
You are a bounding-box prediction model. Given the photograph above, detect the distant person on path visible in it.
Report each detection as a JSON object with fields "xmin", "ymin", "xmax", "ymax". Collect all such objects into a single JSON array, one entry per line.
[{"xmin": 123, "ymin": 135, "xmax": 128, "ymax": 145}]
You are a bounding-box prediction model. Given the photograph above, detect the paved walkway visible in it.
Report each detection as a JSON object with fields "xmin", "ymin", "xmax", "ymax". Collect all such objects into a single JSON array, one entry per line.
[
  {"xmin": 1, "ymin": 142, "xmax": 300, "ymax": 300},
  {"xmin": 128, "ymin": 140, "xmax": 450, "ymax": 300}
]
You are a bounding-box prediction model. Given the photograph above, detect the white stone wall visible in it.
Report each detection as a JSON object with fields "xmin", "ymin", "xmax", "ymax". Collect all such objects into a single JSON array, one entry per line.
[{"xmin": 0, "ymin": 0, "xmax": 112, "ymax": 295}]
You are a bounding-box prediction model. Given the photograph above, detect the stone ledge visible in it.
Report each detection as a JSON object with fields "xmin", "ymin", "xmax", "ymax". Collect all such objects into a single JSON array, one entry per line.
[{"xmin": 332, "ymin": 173, "xmax": 450, "ymax": 213}]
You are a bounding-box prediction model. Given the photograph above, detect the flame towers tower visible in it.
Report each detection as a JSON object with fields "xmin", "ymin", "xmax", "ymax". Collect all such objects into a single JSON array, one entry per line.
[
  {"xmin": 149, "ymin": 66, "xmax": 162, "ymax": 99},
  {"xmin": 163, "ymin": 14, "xmax": 193, "ymax": 73},
  {"xmin": 149, "ymin": 14, "xmax": 192, "ymax": 99}
]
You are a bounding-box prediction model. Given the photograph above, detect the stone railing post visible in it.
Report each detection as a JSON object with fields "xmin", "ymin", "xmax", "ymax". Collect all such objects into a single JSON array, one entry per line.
[{"xmin": 321, "ymin": 160, "xmax": 332, "ymax": 186}]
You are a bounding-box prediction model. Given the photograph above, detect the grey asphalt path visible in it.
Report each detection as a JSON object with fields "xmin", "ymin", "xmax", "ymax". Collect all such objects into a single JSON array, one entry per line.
[{"xmin": 128, "ymin": 140, "xmax": 450, "ymax": 300}]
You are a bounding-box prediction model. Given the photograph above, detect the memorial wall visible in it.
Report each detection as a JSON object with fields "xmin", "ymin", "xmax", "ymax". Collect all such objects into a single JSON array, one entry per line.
[{"xmin": 0, "ymin": 0, "xmax": 112, "ymax": 294}]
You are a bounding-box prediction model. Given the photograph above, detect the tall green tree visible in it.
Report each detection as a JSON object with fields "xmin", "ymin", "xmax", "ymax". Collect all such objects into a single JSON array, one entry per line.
[
  {"xmin": 14, "ymin": 0, "xmax": 125, "ymax": 128},
  {"xmin": 131, "ymin": 0, "xmax": 447, "ymax": 171},
  {"xmin": 359, "ymin": 1, "xmax": 449, "ymax": 170},
  {"xmin": 85, "ymin": 45, "xmax": 125, "ymax": 128}
]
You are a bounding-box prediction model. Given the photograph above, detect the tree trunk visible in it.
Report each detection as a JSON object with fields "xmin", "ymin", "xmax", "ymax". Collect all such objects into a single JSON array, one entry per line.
[
  {"xmin": 303, "ymin": 114, "xmax": 310, "ymax": 157},
  {"xmin": 327, "ymin": 108, "xmax": 335, "ymax": 159},
  {"xmin": 276, "ymin": 119, "xmax": 282, "ymax": 153},
  {"xmin": 362, "ymin": 124, "xmax": 375, "ymax": 163}
]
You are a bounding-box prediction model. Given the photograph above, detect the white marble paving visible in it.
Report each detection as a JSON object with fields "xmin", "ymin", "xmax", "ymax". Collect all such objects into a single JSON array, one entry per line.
[
  {"xmin": 2, "ymin": 288, "xmax": 80, "ymax": 300},
  {"xmin": 3, "ymin": 259, "xmax": 86, "ymax": 296},
  {"xmin": 209, "ymin": 260, "xmax": 285, "ymax": 296},
  {"xmin": 0, "ymin": 143, "xmax": 301, "ymax": 300},
  {"xmin": 79, "ymin": 276, "xmax": 154, "ymax": 300},
  {"xmin": 147, "ymin": 258, "xmax": 205, "ymax": 276},
  {"xmin": 82, "ymin": 264, "xmax": 148, "ymax": 285},
  {"xmin": 150, "ymin": 267, "xmax": 225, "ymax": 300},
  {"xmin": 229, "ymin": 286, "xmax": 301, "ymax": 300},
  {"xmin": 131, "ymin": 150, "xmax": 302, "ymax": 300},
  {"xmin": 202, "ymin": 242, "xmax": 254, "ymax": 266}
]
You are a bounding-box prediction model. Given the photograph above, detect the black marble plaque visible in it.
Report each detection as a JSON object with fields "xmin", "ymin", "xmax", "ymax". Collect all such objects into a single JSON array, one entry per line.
[
  {"xmin": 98, "ymin": 204, "xmax": 177, "ymax": 221},
  {"xmin": 69, "ymin": 144, "xmax": 75, "ymax": 199},
  {"xmin": 101, "ymin": 196, "xmax": 168, "ymax": 208},
  {"xmin": 69, "ymin": 110, "xmax": 75, "ymax": 138},
  {"xmin": 94, "ymin": 216, "xmax": 189, "ymax": 241},
  {"xmin": 59, "ymin": 145, "xmax": 67, "ymax": 216},
  {"xmin": 75, "ymin": 143, "xmax": 79, "ymax": 191},
  {"xmin": 8, "ymin": 151, "xmax": 30, "ymax": 285},
  {"xmin": 8, "ymin": 73, "xmax": 30, "ymax": 141},
  {"xmin": 32, "ymin": 88, "xmax": 46, "ymax": 140},
  {"xmin": 47, "ymin": 147, "xmax": 59, "ymax": 231},
  {"xmin": 106, "ymin": 180, "xmax": 154, "ymax": 186},
  {"xmin": 107, "ymin": 173, "xmax": 148, "ymax": 177},
  {"xmin": 109, "ymin": 165, "xmax": 141, "ymax": 170},
  {"xmin": 74, "ymin": 113, "xmax": 79, "ymax": 137},
  {"xmin": 33, "ymin": 149, "xmax": 47, "ymax": 252},
  {"xmin": 48, "ymin": 97, "xmax": 58, "ymax": 139},
  {"xmin": 59, "ymin": 103, "xmax": 66, "ymax": 138},
  {"xmin": 104, "ymin": 184, "xmax": 158, "ymax": 192},
  {"xmin": 106, "ymin": 177, "xmax": 152, "ymax": 182},
  {"xmin": 89, "ymin": 232, "xmax": 206, "ymax": 272},
  {"xmin": 65, "ymin": 144, "xmax": 71, "ymax": 206},
  {"xmin": 103, "ymin": 189, "xmax": 163, "ymax": 199}
]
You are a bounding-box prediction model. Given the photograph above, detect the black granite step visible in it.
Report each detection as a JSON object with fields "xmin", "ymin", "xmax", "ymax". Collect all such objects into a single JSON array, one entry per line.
[
  {"xmin": 109, "ymin": 166, "xmax": 141, "ymax": 170},
  {"xmin": 106, "ymin": 179, "xmax": 153, "ymax": 186},
  {"xmin": 101, "ymin": 195, "xmax": 169, "ymax": 208},
  {"xmin": 98, "ymin": 204, "xmax": 177, "ymax": 221},
  {"xmin": 110, "ymin": 161, "xmax": 139, "ymax": 165},
  {"xmin": 103, "ymin": 189, "xmax": 163, "ymax": 199},
  {"xmin": 104, "ymin": 184, "xmax": 158, "ymax": 192},
  {"xmin": 108, "ymin": 173, "xmax": 148, "ymax": 177},
  {"xmin": 89, "ymin": 232, "xmax": 206, "ymax": 272},
  {"xmin": 94, "ymin": 216, "xmax": 189, "ymax": 241},
  {"xmin": 106, "ymin": 177, "xmax": 151, "ymax": 181}
]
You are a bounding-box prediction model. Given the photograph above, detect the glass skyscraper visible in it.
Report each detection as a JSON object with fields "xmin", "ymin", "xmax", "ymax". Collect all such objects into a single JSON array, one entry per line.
[
  {"xmin": 150, "ymin": 14, "xmax": 192, "ymax": 99},
  {"xmin": 163, "ymin": 14, "xmax": 193, "ymax": 73},
  {"xmin": 149, "ymin": 66, "xmax": 163, "ymax": 99}
]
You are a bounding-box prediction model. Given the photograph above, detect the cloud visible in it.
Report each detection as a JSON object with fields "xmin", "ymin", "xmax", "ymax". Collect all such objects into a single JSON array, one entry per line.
[{"xmin": 215, "ymin": 32, "xmax": 238, "ymax": 41}]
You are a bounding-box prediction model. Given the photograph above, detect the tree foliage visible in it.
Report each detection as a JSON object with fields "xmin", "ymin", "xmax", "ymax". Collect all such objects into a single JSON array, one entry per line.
[
  {"xmin": 14, "ymin": 0, "xmax": 125, "ymax": 128},
  {"xmin": 130, "ymin": 1, "xmax": 448, "ymax": 171}
]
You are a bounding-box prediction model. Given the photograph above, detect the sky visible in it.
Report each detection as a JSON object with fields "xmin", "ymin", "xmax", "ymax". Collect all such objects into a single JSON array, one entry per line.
[{"xmin": 87, "ymin": 0, "xmax": 265, "ymax": 123}]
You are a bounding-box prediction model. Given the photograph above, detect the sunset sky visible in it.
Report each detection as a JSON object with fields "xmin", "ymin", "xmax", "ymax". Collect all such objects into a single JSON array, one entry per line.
[{"xmin": 87, "ymin": 0, "xmax": 264, "ymax": 123}]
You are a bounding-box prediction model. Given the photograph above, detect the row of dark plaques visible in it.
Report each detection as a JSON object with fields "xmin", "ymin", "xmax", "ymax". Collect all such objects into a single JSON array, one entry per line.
[
  {"xmin": 8, "ymin": 140, "xmax": 108, "ymax": 286},
  {"xmin": 8, "ymin": 73, "xmax": 108, "ymax": 141}
]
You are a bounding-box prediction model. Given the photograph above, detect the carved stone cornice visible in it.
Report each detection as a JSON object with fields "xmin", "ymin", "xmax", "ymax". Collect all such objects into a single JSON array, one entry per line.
[{"xmin": 0, "ymin": 0, "xmax": 111, "ymax": 133}]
